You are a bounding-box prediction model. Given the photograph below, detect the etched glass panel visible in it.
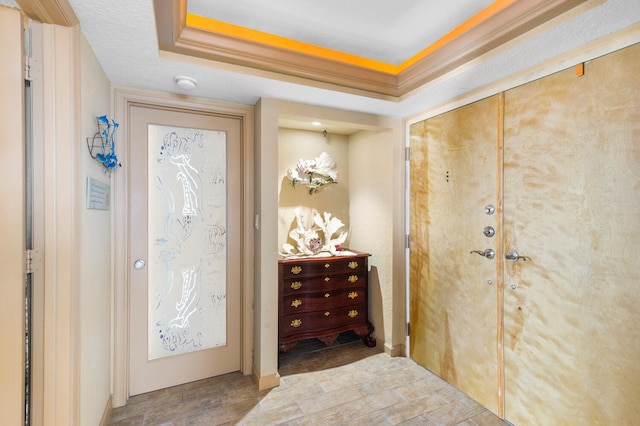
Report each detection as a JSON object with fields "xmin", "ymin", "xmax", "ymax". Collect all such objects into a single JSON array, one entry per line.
[{"xmin": 147, "ymin": 125, "xmax": 227, "ymax": 360}]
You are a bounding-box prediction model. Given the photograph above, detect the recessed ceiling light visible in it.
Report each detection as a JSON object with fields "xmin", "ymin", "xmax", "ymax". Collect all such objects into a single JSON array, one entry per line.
[
  {"xmin": 174, "ymin": 75, "xmax": 197, "ymax": 91},
  {"xmin": 312, "ymin": 121, "xmax": 322, "ymax": 126}
]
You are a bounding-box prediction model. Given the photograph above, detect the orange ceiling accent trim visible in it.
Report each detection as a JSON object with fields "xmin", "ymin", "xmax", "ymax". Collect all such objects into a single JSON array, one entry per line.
[
  {"xmin": 186, "ymin": 13, "xmax": 400, "ymax": 74},
  {"xmin": 400, "ymin": 0, "xmax": 518, "ymax": 70}
]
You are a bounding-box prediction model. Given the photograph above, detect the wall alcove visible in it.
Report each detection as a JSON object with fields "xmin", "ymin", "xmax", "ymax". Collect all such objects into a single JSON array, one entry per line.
[
  {"xmin": 276, "ymin": 121, "xmax": 391, "ymax": 352},
  {"xmin": 252, "ymin": 98, "xmax": 405, "ymax": 390}
]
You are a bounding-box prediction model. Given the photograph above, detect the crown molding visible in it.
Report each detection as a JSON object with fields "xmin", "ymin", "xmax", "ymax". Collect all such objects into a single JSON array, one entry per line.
[
  {"xmin": 16, "ymin": 0, "xmax": 78, "ymax": 26},
  {"xmin": 155, "ymin": 0, "xmax": 587, "ymax": 100}
]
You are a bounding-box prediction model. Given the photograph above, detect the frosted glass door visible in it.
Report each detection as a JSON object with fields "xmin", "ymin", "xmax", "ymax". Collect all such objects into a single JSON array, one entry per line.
[
  {"xmin": 147, "ymin": 125, "xmax": 228, "ymax": 360},
  {"xmin": 129, "ymin": 104, "xmax": 241, "ymax": 396}
]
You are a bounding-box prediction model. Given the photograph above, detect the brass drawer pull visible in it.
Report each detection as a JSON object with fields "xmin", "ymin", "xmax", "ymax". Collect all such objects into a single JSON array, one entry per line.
[
  {"xmin": 348, "ymin": 275, "xmax": 358, "ymax": 283},
  {"xmin": 324, "ymin": 293, "xmax": 330, "ymax": 298},
  {"xmin": 291, "ymin": 281, "xmax": 302, "ymax": 290},
  {"xmin": 324, "ymin": 311, "xmax": 330, "ymax": 316},
  {"xmin": 291, "ymin": 299, "xmax": 302, "ymax": 308},
  {"xmin": 291, "ymin": 266, "xmax": 302, "ymax": 275},
  {"xmin": 324, "ymin": 263, "xmax": 330, "ymax": 268},
  {"xmin": 348, "ymin": 310, "xmax": 358, "ymax": 318},
  {"xmin": 348, "ymin": 261, "xmax": 358, "ymax": 269},
  {"xmin": 324, "ymin": 277, "xmax": 330, "ymax": 282},
  {"xmin": 348, "ymin": 291, "xmax": 358, "ymax": 299},
  {"xmin": 291, "ymin": 319, "xmax": 302, "ymax": 328}
]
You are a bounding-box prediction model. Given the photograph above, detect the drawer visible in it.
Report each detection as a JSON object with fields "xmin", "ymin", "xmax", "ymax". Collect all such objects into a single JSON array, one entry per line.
[
  {"xmin": 279, "ymin": 303, "xmax": 368, "ymax": 338},
  {"xmin": 282, "ymin": 272, "xmax": 366, "ymax": 296},
  {"xmin": 281, "ymin": 257, "xmax": 366, "ymax": 279},
  {"xmin": 282, "ymin": 287, "xmax": 366, "ymax": 315}
]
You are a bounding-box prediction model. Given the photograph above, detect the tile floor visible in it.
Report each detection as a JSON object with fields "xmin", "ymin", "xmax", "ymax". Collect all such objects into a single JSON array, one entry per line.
[{"xmin": 106, "ymin": 333, "xmax": 506, "ymax": 425}]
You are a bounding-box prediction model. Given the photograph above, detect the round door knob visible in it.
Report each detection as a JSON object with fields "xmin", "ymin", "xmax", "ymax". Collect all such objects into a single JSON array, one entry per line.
[{"xmin": 133, "ymin": 259, "xmax": 146, "ymax": 270}]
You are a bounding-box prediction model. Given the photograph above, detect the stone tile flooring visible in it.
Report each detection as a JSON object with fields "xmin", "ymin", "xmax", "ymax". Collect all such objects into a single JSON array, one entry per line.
[{"xmin": 107, "ymin": 334, "xmax": 506, "ymax": 425}]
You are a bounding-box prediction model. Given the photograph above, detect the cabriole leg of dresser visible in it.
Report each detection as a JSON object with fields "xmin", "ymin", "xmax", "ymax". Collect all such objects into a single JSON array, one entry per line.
[
  {"xmin": 317, "ymin": 334, "xmax": 339, "ymax": 347},
  {"xmin": 353, "ymin": 323, "xmax": 376, "ymax": 347},
  {"xmin": 279, "ymin": 341, "xmax": 298, "ymax": 353}
]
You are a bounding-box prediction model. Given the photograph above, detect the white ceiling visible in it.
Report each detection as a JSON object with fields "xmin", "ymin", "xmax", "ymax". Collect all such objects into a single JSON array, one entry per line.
[{"xmin": 58, "ymin": 0, "xmax": 640, "ymax": 119}]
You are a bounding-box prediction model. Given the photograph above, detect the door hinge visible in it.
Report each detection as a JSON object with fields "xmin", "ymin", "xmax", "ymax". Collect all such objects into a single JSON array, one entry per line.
[
  {"xmin": 25, "ymin": 249, "xmax": 33, "ymax": 274},
  {"xmin": 24, "ymin": 56, "xmax": 39, "ymax": 82},
  {"xmin": 405, "ymin": 147, "xmax": 411, "ymax": 162},
  {"xmin": 405, "ymin": 234, "xmax": 410, "ymax": 249},
  {"xmin": 407, "ymin": 322, "xmax": 411, "ymax": 336}
]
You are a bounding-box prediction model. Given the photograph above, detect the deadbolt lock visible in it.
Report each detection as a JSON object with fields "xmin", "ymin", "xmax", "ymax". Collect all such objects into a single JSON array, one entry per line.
[{"xmin": 483, "ymin": 226, "xmax": 495, "ymax": 238}]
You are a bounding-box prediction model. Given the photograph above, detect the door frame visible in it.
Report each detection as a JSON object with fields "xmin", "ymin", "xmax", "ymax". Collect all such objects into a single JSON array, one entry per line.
[
  {"xmin": 112, "ymin": 88, "xmax": 254, "ymax": 407},
  {"xmin": 0, "ymin": 7, "xmax": 27, "ymax": 425}
]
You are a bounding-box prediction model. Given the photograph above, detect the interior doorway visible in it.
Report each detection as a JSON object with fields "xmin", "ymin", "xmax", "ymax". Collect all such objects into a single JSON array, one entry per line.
[{"xmin": 112, "ymin": 89, "xmax": 254, "ymax": 405}]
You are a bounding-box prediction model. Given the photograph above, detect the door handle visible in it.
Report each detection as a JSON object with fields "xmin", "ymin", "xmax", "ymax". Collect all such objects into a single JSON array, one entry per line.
[
  {"xmin": 133, "ymin": 259, "xmax": 146, "ymax": 270},
  {"xmin": 505, "ymin": 250, "xmax": 531, "ymax": 262},
  {"xmin": 470, "ymin": 249, "xmax": 495, "ymax": 259}
]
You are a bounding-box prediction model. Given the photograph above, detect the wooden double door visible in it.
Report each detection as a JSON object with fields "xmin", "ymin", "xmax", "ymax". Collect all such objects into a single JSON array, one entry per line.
[{"xmin": 409, "ymin": 43, "xmax": 640, "ymax": 424}]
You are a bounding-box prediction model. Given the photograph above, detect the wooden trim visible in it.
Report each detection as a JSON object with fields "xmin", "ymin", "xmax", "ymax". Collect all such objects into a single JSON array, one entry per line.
[
  {"xmin": 112, "ymin": 87, "xmax": 254, "ymax": 407},
  {"xmin": 496, "ymin": 92, "xmax": 506, "ymax": 419},
  {"xmin": 98, "ymin": 395, "xmax": 112, "ymax": 426},
  {"xmin": 153, "ymin": 0, "xmax": 588, "ymax": 99},
  {"xmin": 30, "ymin": 21, "xmax": 81, "ymax": 424},
  {"xmin": 252, "ymin": 368, "xmax": 280, "ymax": 391},
  {"xmin": 0, "ymin": 8, "xmax": 26, "ymax": 426},
  {"xmin": 396, "ymin": 0, "xmax": 588, "ymax": 94},
  {"xmin": 16, "ymin": 0, "xmax": 78, "ymax": 26}
]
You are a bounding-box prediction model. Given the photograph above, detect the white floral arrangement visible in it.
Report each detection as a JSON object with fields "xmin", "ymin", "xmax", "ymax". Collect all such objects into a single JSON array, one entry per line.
[
  {"xmin": 282, "ymin": 210, "xmax": 348, "ymax": 256},
  {"xmin": 287, "ymin": 152, "xmax": 338, "ymax": 194}
]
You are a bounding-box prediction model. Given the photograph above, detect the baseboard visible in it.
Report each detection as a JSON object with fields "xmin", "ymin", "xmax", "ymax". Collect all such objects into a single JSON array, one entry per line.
[
  {"xmin": 99, "ymin": 395, "xmax": 112, "ymax": 426},
  {"xmin": 252, "ymin": 367, "xmax": 280, "ymax": 391},
  {"xmin": 380, "ymin": 339, "xmax": 406, "ymax": 357}
]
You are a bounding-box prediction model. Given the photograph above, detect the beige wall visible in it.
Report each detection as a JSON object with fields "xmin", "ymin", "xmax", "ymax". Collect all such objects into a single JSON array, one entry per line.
[
  {"xmin": 78, "ymin": 33, "xmax": 113, "ymax": 425},
  {"xmin": 278, "ymin": 129, "xmax": 350, "ymax": 250},
  {"xmin": 0, "ymin": 6, "xmax": 25, "ymax": 426},
  {"xmin": 348, "ymin": 129, "xmax": 397, "ymax": 351}
]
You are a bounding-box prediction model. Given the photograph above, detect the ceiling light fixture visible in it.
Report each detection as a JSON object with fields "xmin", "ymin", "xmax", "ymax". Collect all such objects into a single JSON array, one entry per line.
[
  {"xmin": 312, "ymin": 121, "xmax": 322, "ymax": 126},
  {"xmin": 174, "ymin": 75, "xmax": 197, "ymax": 90}
]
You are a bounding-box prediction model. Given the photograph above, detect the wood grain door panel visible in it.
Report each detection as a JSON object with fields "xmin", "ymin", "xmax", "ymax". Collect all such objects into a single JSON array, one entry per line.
[
  {"xmin": 409, "ymin": 95, "xmax": 501, "ymax": 414},
  {"xmin": 409, "ymin": 42, "xmax": 640, "ymax": 424},
  {"xmin": 502, "ymin": 43, "xmax": 640, "ymax": 424}
]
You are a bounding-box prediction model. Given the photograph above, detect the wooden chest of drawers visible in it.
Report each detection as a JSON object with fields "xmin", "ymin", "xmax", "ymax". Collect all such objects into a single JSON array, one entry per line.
[{"xmin": 278, "ymin": 251, "xmax": 375, "ymax": 352}]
